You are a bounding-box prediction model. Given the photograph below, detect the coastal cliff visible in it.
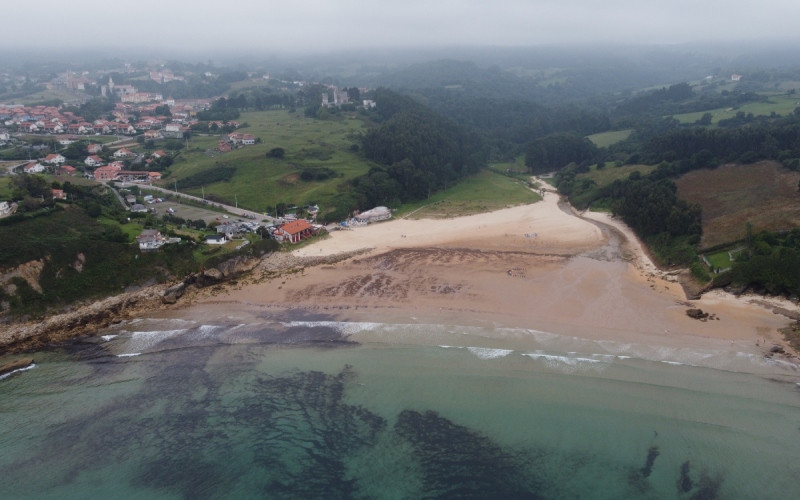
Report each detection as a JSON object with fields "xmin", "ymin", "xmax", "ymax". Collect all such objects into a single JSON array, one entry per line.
[{"xmin": 0, "ymin": 250, "xmax": 368, "ymax": 354}]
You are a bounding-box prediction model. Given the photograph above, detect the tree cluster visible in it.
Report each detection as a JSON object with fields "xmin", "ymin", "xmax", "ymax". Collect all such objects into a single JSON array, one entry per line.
[{"xmin": 356, "ymin": 88, "xmax": 485, "ymax": 208}]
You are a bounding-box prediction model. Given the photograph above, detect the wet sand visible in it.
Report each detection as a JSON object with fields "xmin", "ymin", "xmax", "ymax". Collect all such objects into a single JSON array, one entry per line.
[{"xmin": 185, "ymin": 186, "xmax": 799, "ymax": 365}]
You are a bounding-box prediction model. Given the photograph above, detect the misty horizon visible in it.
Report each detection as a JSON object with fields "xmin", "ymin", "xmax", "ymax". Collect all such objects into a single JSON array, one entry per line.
[{"xmin": 4, "ymin": 1, "xmax": 800, "ymax": 57}]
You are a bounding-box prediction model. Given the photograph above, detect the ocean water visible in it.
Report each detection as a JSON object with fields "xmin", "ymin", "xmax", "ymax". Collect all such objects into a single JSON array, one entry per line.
[{"xmin": 1, "ymin": 313, "xmax": 800, "ymax": 499}]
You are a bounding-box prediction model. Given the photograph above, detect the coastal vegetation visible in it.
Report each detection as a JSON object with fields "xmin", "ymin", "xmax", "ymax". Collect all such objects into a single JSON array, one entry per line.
[{"xmin": 4, "ymin": 46, "xmax": 800, "ymax": 321}]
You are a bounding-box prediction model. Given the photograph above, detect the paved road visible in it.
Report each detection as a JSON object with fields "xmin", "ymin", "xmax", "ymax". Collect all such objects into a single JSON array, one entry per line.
[{"xmin": 116, "ymin": 182, "xmax": 275, "ymax": 223}]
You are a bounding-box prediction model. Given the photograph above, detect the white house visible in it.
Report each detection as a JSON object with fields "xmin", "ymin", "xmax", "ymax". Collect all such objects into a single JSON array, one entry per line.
[
  {"xmin": 205, "ymin": 234, "xmax": 227, "ymax": 245},
  {"xmin": 43, "ymin": 153, "xmax": 66, "ymax": 165},
  {"xmin": 23, "ymin": 162, "xmax": 46, "ymax": 174},
  {"xmin": 113, "ymin": 147, "xmax": 133, "ymax": 159},
  {"xmin": 137, "ymin": 229, "xmax": 165, "ymax": 251},
  {"xmin": 85, "ymin": 155, "xmax": 104, "ymax": 167}
]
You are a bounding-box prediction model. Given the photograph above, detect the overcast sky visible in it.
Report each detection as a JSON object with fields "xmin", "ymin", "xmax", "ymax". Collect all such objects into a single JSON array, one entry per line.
[{"xmin": 6, "ymin": 1, "xmax": 800, "ymax": 53}]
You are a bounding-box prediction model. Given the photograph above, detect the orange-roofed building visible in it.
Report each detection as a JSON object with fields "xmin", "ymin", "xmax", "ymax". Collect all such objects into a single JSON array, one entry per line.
[{"xmin": 276, "ymin": 219, "xmax": 313, "ymax": 243}]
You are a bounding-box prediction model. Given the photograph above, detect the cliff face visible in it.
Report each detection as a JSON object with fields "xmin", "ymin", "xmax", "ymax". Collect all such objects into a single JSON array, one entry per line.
[
  {"xmin": 0, "ymin": 259, "xmax": 46, "ymax": 295},
  {"xmin": 0, "ymin": 254, "xmax": 262, "ymax": 354}
]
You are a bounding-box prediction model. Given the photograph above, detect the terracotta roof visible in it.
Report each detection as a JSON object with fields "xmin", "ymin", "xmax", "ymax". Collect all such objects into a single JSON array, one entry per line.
[{"xmin": 280, "ymin": 219, "xmax": 312, "ymax": 235}]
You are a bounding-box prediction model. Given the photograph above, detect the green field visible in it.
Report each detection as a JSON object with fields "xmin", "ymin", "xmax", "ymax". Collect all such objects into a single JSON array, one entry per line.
[
  {"xmin": 159, "ymin": 110, "xmax": 372, "ymax": 217},
  {"xmin": 577, "ymin": 163, "xmax": 657, "ymax": 186},
  {"xmin": 672, "ymin": 93, "xmax": 800, "ymax": 124},
  {"xmin": 706, "ymin": 250, "xmax": 734, "ymax": 270},
  {"xmin": 0, "ymin": 177, "xmax": 11, "ymax": 199},
  {"xmin": 586, "ymin": 129, "xmax": 632, "ymax": 147},
  {"xmin": 396, "ymin": 169, "xmax": 540, "ymax": 219}
]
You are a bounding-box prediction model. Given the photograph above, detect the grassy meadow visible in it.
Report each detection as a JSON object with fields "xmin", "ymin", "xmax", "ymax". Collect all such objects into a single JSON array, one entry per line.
[
  {"xmin": 586, "ymin": 129, "xmax": 632, "ymax": 147},
  {"xmin": 672, "ymin": 93, "xmax": 800, "ymax": 124},
  {"xmin": 160, "ymin": 110, "xmax": 372, "ymax": 216},
  {"xmin": 577, "ymin": 163, "xmax": 657, "ymax": 186},
  {"xmin": 396, "ymin": 169, "xmax": 540, "ymax": 219}
]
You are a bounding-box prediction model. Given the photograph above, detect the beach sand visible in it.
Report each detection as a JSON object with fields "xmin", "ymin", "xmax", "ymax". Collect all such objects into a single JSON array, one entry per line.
[{"xmin": 185, "ymin": 186, "xmax": 799, "ymax": 365}]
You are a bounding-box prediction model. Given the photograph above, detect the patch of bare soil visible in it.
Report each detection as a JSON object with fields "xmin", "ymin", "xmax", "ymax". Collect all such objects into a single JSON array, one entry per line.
[{"xmin": 676, "ymin": 161, "xmax": 800, "ymax": 248}]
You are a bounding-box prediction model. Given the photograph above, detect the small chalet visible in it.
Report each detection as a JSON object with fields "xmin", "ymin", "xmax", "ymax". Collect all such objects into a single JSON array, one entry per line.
[
  {"xmin": 85, "ymin": 155, "xmax": 104, "ymax": 167},
  {"xmin": 137, "ymin": 229, "xmax": 165, "ymax": 251},
  {"xmin": 44, "ymin": 153, "xmax": 66, "ymax": 165},
  {"xmin": 52, "ymin": 189, "xmax": 66, "ymax": 200},
  {"xmin": 217, "ymin": 141, "xmax": 232, "ymax": 153},
  {"xmin": 275, "ymin": 219, "xmax": 314, "ymax": 244},
  {"xmin": 23, "ymin": 162, "xmax": 46, "ymax": 174},
  {"xmin": 241, "ymin": 134, "xmax": 256, "ymax": 145},
  {"xmin": 206, "ymin": 234, "xmax": 227, "ymax": 245},
  {"xmin": 151, "ymin": 150, "xmax": 167, "ymax": 159},
  {"xmin": 57, "ymin": 165, "xmax": 77, "ymax": 176},
  {"xmin": 113, "ymin": 147, "xmax": 134, "ymax": 158},
  {"xmin": 87, "ymin": 143, "xmax": 103, "ymax": 154},
  {"xmin": 144, "ymin": 130, "xmax": 162, "ymax": 139}
]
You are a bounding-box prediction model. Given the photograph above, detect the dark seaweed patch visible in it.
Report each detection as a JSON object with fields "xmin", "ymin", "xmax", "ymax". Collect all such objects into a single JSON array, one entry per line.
[
  {"xmin": 394, "ymin": 409, "xmax": 542, "ymax": 499},
  {"xmin": 678, "ymin": 460, "xmax": 694, "ymax": 493},
  {"xmin": 640, "ymin": 446, "xmax": 660, "ymax": 477}
]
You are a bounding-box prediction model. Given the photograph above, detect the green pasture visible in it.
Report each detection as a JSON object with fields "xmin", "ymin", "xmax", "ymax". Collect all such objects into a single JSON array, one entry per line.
[
  {"xmin": 577, "ymin": 163, "xmax": 657, "ymax": 186},
  {"xmin": 0, "ymin": 177, "xmax": 11, "ymax": 199},
  {"xmin": 396, "ymin": 168, "xmax": 540, "ymax": 219},
  {"xmin": 159, "ymin": 110, "xmax": 372, "ymax": 214},
  {"xmin": 705, "ymin": 250, "xmax": 733, "ymax": 270},
  {"xmin": 586, "ymin": 129, "xmax": 632, "ymax": 147},
  {"xmin": 672, "ymin": 94, "xmax": 800, "ymax": 124}
]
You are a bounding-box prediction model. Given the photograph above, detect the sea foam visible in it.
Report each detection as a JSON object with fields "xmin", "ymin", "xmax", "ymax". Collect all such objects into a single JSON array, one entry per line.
[{"xmin": 0, "ymin": 363, "xmax": 36, "ymax": 380}]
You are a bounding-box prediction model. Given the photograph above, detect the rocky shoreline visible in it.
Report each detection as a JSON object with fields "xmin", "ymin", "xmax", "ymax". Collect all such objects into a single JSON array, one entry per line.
[{"xmin": 0, "ymin": 249, "xmax": 368, "ymax": 354}]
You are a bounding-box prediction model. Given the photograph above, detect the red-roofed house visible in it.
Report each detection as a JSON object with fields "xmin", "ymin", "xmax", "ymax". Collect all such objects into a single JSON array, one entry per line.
[
  {"xmin": 85, "ymin": 155, "xmax": 104, "ymax": 167},
  {"xmin": 52, "ymin": 189, "xmax": 66, "ymax": 200},
  {"xmin": 274, "ymin": 219, "xmax": 314, "ymax": 244},
  {"xmin": 151, "ymin": 150, "xmax": 167, "ymax": 159},
  {"xmin": 57, "ymin": 165, "xmax": 77, "ymax": 176},
  {"xmin": 44, "ymin": 153, "xmax": 66, "ymax": 165},
  {"xmin": 113, "ymin": 147, "xmax": 134, "ymax": 158},
  {"xmin": 87, "ymin": 143, "xmax": 103, "ymax": 154},
  {"xmin": 23, "ymin": 162, "xmax": 46, "ymax": 174}
]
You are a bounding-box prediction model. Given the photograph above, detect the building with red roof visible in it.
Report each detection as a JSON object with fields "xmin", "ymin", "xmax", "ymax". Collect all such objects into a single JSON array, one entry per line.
[{"xmin": 275, "ymin": 219, "xmax": 314, "ymax": 244}]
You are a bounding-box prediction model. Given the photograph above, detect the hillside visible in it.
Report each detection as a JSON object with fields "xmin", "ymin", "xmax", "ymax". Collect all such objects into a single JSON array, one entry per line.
[
  {"xmin": 675, "ymin": 161, "xmax": 800, "ymax": 249},
  {"xmin": 160, "ymin": 109, "xmax": 372, "ymax": 221}
]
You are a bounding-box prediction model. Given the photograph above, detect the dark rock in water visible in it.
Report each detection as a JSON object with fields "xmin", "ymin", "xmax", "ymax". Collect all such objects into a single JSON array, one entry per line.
[
  {"xmin": 686, "ymin": 308, "xmax": 709, "ymax": 320},
  {"xmin": 0, "ymin": 357, "xmax": 34, "ymax": 376},
  {"xmin": 640, "ymin": 446, "xmax": 660, "ymax": 478},
  {"xmin": 677, "ymin": 461, "xmax": 693, "ymax": 493}
]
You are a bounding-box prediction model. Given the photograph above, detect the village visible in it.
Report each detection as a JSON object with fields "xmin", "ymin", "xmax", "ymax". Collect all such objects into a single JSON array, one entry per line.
[{"xmin": 0, "ymin": 61, "xmax": 389, "ymax": 259}]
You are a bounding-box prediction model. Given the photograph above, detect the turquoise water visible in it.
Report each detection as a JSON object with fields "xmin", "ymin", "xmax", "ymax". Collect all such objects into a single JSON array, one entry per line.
[{"xmin": 1, "ymin": 315, "xmax": 799, "ymax": 499}]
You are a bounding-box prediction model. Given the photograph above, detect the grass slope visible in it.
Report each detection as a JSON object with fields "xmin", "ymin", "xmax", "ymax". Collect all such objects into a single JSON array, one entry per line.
[
  {"xmin": 586, "ymin": 129, "xmax": 632, "ymax": 148},
  {"xmin": 675, "ymin": 161, "xmax": 800, "ymax": 248},
  {"xmin": 161, "ymin": 110, "xmax": 372, "ymax": 217},
  {"xmin": 672, "ymin": 93, "xmax": 800, "ymax": 125},
  {"xmin": 397, "ymin": 169, "xmax": 540, "ymax": 219}
]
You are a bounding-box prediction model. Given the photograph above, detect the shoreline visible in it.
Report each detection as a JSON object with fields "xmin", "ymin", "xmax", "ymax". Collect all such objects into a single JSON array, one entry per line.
[
  {"xmin": 2, "ymin": 185, "xmax": 799, "ymax": 371},
  {"xmin": 178, "ymin": 186, "xmax": 799, "ymax": 370}
]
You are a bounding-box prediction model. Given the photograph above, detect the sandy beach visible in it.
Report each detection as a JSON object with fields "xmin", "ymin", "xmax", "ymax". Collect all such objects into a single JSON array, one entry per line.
[{"xmin": 186, "ymin": 184, "xmax": 799, "ymax": 365}]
